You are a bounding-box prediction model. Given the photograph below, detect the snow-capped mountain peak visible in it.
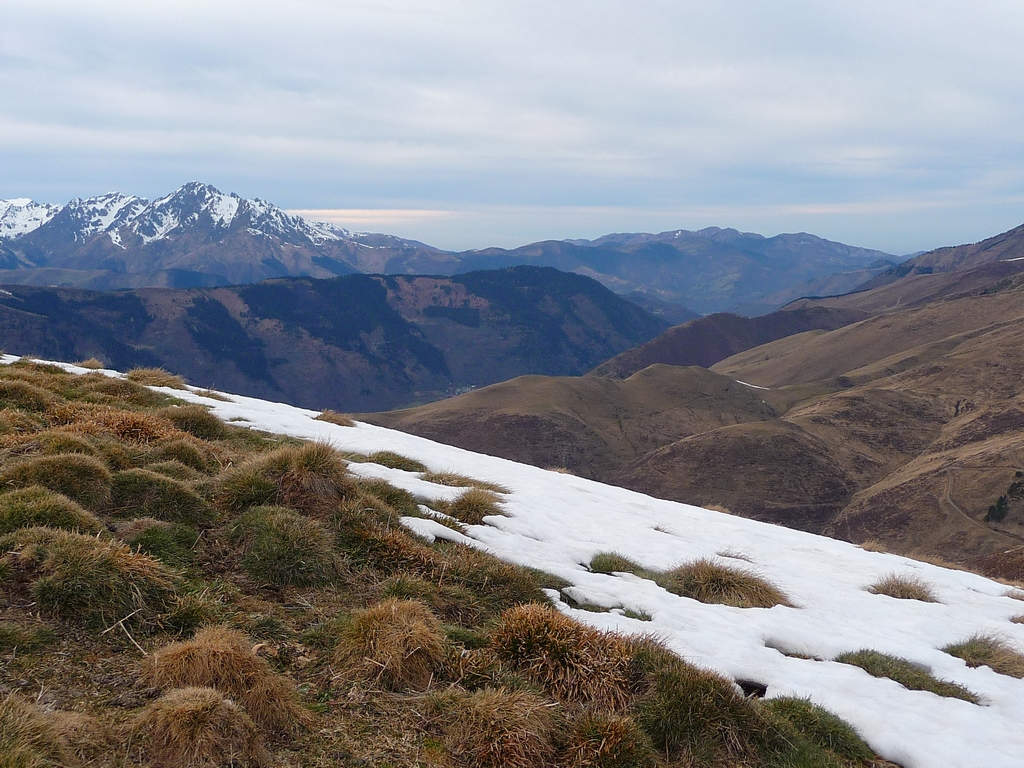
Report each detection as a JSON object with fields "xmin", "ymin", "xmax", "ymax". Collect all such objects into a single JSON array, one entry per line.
[
  {"xmin": 49, "ymin": 193, "xmax": 149, "ymax": 242},
  {"xmin": 0, "ymin": 198, "xmax": 63, "ymax": 239},
  {"xmin": 128, "ymin": 181, "xmax": 242, "ymax": 244}
]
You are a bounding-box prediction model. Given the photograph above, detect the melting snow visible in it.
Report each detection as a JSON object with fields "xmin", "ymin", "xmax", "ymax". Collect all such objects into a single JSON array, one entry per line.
[{"xmin": 5, "ymin": 354, "xmax": 1024, "ymax": 768}]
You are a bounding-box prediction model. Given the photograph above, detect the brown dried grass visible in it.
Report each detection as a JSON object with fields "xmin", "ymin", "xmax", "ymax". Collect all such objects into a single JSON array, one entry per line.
[
  {"xmin": 0, "ymin": 452, "xmax": 111, "ymax": 509},
  {"xmin": 943, "ymin": 634, "xmax": 1024, "ymax": 678},
  {"xmin": 126, "ymin": 367, "xmax": 188, "ymax": 389},
  {"xmin": 332, "ymin": 598, "xmax": 449, "ymax": 691},
  {"xmin": 489, "ymin": 603, "xmax": 641, "ymax": 710},
  {"xmin": 420, "ymin": 470, "xmax": 510, "ymax": 494},
  {"xmin": 444, "ymin": 487, "xmax": 506, "ymax": 526},
  {"xmin": 0, "ymin": 692, "xmax": 79, "ymax": 768},
  {"xmin": 147, "ymin": 626, "xmax": 308, "ymax": 735},
  {"xmin": 564, "ymin": 711, "xmax": 656, "ymax": 768},
  {"xmin": 132, "ymin": 687, "xmax": 269, "ymax": 768},
  {"xmin": 314, "ymin": 409, "xmax": 355, "ymax": 427},
  {"xmin": 868, "ymin": 573, "xmax": 937, "ymax": 602},
  {"xmin": 660, "ymin": 558, "xmax": 793, "ymax": 609},
  {"xmin": 433, "ymin": 687, "xmax": 560, "ymax": 768}
]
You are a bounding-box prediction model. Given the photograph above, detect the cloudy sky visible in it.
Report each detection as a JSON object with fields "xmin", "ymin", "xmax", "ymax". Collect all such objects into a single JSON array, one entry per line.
[{"xmin": 2, "ymin": 1, "xmax": 1023, "ymax": 252}]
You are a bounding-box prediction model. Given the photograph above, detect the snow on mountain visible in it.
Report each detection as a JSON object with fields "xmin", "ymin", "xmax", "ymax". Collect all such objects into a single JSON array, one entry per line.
[
  {"xmin": 20, "ymin": 353, "xmax": 1024, "ymax": 768},
  {"xmin": 46, "ymin": 193, "xmax": 148, "ymax": 242},
  {"xmin": 128, "ymin": 181, "xmax": 241, "ymax": 244},
  {"xmin": 0, "ymin": 198, "xmax": 63, "ymax": 239}
]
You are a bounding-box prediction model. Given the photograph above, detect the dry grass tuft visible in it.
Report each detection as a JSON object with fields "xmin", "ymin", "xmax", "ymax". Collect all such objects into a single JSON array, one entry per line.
[
  {"xmin": 421, "ymin": 470, "xmax": 510, "ymax": 494},
  {"xmin": 0, "ymin": 452, "xmax": 111, "ymax": 509},
  {"xmin": 0, "ymin": 526, "xmax": 177, "ymax": 627},
  {"xmin": 49, "ymin": 710, "xmax": 112, "ymax": 765},
  {"xmin": 159, "ymin": 405, "xmax": 229, "ymax": 441},
  {"xmin": 147, "ymin": 626, "xmax": 308, "ymax": 735},
  {"xmin": 589, "ymin": 553, "xmax": 645, "ymax": 576},
  {"xmin": 231, "ymin": 505, "xmax": 342, "ymax": 587},
  {"xmin": 368, "ymin": 450, "xmax": 428, "ymax": 472},
  {"xmin": 110, "ymin": 468, "xmax": 216, "ymax": 527},
  {"xmin": 857, "ymin": 539, "xmax": 890, "ymax": 553},
  {"xmin": 432, "ymin": 687, "xmax": 560, "ymax": 768},
  {"xmin": 3, "ymin": 429, "xmax": 97, "ymax": 457},
  {"xmin": 868, "ymin": 573, "xmax": 937, "ymax": 602},
  {"xmin": 75, "ymin": 358, "xmax": 105, "ymax": 369},
  {"xmin": 217, "ymin": 441, "xmax": 355, "ymax": 514},
  {"xmin": 80, "ymin": 375, "xmax": 168, "ymax": 407},
  {"xmin": 126, "ymin": 367, "xmax": 188, "ymax": 389},
  {"xmin": 489, "ymin": 603, "xmax": 640, "ymax": 710},
  {"xmin": 0, "ymin": 693, "xmax": 78, "ymax": 768},
  {"xmin": 0, "ymin": 486, "xmax": 103, "ymax": 535},
  {"xmin": 149, "ymin": 438, "xmax": 220, "ymax": 474},
  {"xmin": 0, "ymin": 379, "xmax": 57, "ymax": 412},
  {"xmin": 314, "ymin": 409, "xmax": 355, "ymax": 427},
  {"xmin": 332, "ymin": 598, "xmax": 449, "ymax": 691},
  {"xmin": 564, "ymin": 711, "xmax": 656, "ymax": 768},
  {"xmin": 659, "ymin": 558, "xmax": 792, "ymax": 609},
  {"xmin": 703, "ymin": 503, "xmax": 733, "ymax": 515},
  {"xmin": 444, "ymin": 487, "xmax": 506, "ymax": 525},
  {"xmin": 943, "ymin": 634, "xmax": 1024, "ymax": 678},
  {"xmin": 132, "ymin": 687, "xmax": 269, "ymax": 768},
  {"xmin": 835, "ymin": 649, "xmax": 978, "ymax": 702},
  {"xmin": 1012, "ymin": 614, "xmax": 1024, "ymax": 625}
]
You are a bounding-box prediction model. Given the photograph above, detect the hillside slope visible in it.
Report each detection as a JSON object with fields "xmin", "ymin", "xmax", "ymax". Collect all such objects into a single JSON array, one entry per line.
[
  {"xmin": 0, "ymin": 267, "xmax": 666, "ymax": 412},
  {"xmin": 6, "ymin": 355, "xmax": 1018, "ymax": 768}
]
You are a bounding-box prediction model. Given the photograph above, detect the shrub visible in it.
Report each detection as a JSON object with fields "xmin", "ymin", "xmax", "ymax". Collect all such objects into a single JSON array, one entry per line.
[
  {"xmin": 0, "ymin": 486, "xmax": 102, "ymax": 535},
  {"xmin": 432, "ymin": 687, "xmax": 560, "ymax": 768},
  {"xmin": 109, "ymin": 468, "xmax": 216, "ymax": 527},
  {"xmin": 835, "ymin": 650, "xmax": 978, "ymax": 702},
  {"xmin": 132, "ymin": 687, "xmax": 269, "ymax": 768},
  {"xmin": 0, "ymin": 453, "xmax": 111, "ymax": 509},
  {"xmin": 149, "ymin": 438, "xmax": 219, "ymax": 474},
  {"xmin": 217, "ymin": 442, "xmax": 354, "ymax": 514},
  {"xmin": 589, "ymin": 553, "xmax": 646, "ymax": 576},
  {"xmin": 314, "ymin": 409, "xmax": 355, "ymax": 427},
  {"xmin": 444, "ymin": 488, "xmax": 506, "ymax": 525},
  {"xmin": 943, "ymin": 634, "xmax": 1024, "ymax": 678},
  {"xmin": 564, "ymin": 712, "xmax": 656, "ymax": 768},
  {"xmin": 159, "ymin": 404, "xmax": 229, "ymax": 441},
  {"xmin": 421, "ymin": 470, "xmax": 510, "ymax": 493},
  {"xmin": 0, "ymin": 379, "xmax": 55, "ymax": 412},
  {"xmin": 147, "ymin": 625, "xmax": 307, "ymax": 735},
  {"xmin": 632, "ymin": 641, "xmax": 779, "ymax": 764},
  {"xmin": 659, "ymin": 558, "xmax": 792, "ymax": 609},
  {"xmin": 231, "ymin": 505, "xmax": 341, "ymax": 587},
  {"xmin": 0, "ymin": 527, "xmax": 177, "ymax": 628},
  {"xmin": 368, "ymin": 450, "xmax": 428, "ymax": 472},
  {"xmin": 489, "ymin": 603, "xmax": 640, "ymax": 710},
  {"xmin": 0, "ymin": 693, "xmax": 77, "ymax": 768},
  {"xmin": 332, "ymin": 598, "xmax": 449, "ymax": 691},
  {"xmin": 868, "ymin": 573, "xmax": 937, "ymax": 602},
  {"xmin": 762, "ymin": 697, "xmax": 874, "ymax": 762},
  {"xmin": 125, "ymin": 367, "xmax": 187, "ymax": 389}
]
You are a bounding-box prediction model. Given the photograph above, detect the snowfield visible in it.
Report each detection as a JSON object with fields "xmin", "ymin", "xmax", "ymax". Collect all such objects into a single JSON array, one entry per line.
[{"xmin": 9, "ymin": 356, "xmax": 1024, "ymax": 768}]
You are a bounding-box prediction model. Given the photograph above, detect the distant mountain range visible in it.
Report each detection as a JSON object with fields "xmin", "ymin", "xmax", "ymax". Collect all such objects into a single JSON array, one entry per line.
[
  {"xmin": 0, "ymin": 266, "xmax": 666, "ymax": 411},
  {"xmin": 0, "ymin": 182, "xmax": 904, "ymax": 315}
]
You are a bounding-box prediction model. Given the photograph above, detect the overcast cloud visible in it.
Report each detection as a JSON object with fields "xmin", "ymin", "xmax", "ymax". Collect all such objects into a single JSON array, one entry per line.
[{"xmin": 2, "ymin": 0, "xmax": 1023, "ymax": 252}]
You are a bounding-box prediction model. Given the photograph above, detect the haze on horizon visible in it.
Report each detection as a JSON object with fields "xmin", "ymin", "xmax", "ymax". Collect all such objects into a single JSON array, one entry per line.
[{"xmin": 2, "ymin": 0, "xmax": 1023, "ymax": 254}]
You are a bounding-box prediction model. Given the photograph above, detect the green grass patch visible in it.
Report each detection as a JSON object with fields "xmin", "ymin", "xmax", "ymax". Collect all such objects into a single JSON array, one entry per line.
[
  {"xmin": 109, "ymin": 468, "xmax": 216, "ymax": 527},
  {"xmin": 943, "ymin": 634, "xmax": 1024, "ymax": 678},
  {"xmin": 443, "ymin": 487, "xmax": 506, "ymax": 525},
  {"xmin": 368, "ymin": 450, "xmax": 428, "ymax": 472},
  {"xmin": 231, "ymin": 505, "xmax": 343, "ymax": 587},
  {"xmin": 0, "ymin": 486, "xmax": 103, "ymax": 535},
  {"xmin": 835, "ymin": 649, "xmax": 978, "ymax": 703},
  {"xmin": 0, "ymin": 453, "xmax": 112, "ymax": 509}
]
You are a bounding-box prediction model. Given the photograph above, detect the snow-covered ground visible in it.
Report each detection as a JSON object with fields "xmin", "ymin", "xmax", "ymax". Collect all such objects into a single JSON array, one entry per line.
[{"xmin": 9, "ymin": 356, "xmax": 1024, "ymax": 768}]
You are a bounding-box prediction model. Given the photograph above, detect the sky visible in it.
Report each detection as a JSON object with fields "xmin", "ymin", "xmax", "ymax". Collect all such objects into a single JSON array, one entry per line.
[{"xmin": 2, "ymin": 1, "xmax": 1023, "ymax": 253}]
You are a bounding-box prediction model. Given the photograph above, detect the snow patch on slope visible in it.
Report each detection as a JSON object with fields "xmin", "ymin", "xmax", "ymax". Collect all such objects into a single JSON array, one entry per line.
[{"xmin": 0, "ymin": 199, "xmax": 63, "ymax": 239}]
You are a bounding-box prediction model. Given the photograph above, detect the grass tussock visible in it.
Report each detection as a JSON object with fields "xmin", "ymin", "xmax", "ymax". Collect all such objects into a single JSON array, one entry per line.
[
  {"xmin": 0, "ymin": 453, "xmax": 111, "ymax": 509},
  {"xmin": 148, "ymin": 437, "xmax": 220, "ymax": 474},
  {"xmin": 159, "ymin": 404, "xmax": 230, "ymax": 441},
  {"xmin": 70, "ymin": 406, "xmax": 177, "ymax": 445},
  {"xmin": 943, "ymin": 634, "xmax": 1024, "ymax": 678},
  {"xmin": 0, "ymin": 693, "xmax": 78, "ymax": 768},
  {"xmin": 0, "ymin": 621, "xmax": 55, "ymax": 652},
  {"xmin": 110, "ymin": 468, "xmax": 216, "ymax": 527},
  {"xmin": 126, "ymin": 367, "xmax": 188, "ymax": 389},
  {"xmin": 2, "ymin": 429, "xmax": 96, "ymax": 457},
  {"xmin": 368, "ymin": 450, "xmax": 428, "ymax": 472},
  {"xmin": 589, "ymin": 553, "xmax": 645, "ymax": 576},
  {"xmin": 120, "ymin": 519, "xmax": 199, "ymax": 567},
  {"xmin": 332, "ymin": 598, "xmax": 449, "ymax": 691},
  {"xmin": 314, "ymin": 409, "xmax": 355, "ymax": 427},
  {"xmin": 80, "ymin": 375, "xmax": 168, "ymax": 407},
  {"xmin": 0, "ymin": 526, "xmax": 177, "ymax": 628},
  {"xmin": 217, "ymin": 441, "xmax": 355, "ymax": 514},
  {"xmin": 660, "ymin": 557, "xmax": 793, "ymax": 609},
  {"xmin": 0, "ymin": 486, "xmax": 102, "ymax": 535},
  {"xmin": 377, "ymin": 574, "xmax": 485, "ymax": 626},
  {"xmin": 0, "ymin": 379, "xmax": 57, "ymax": 412},
  {"xmin": 147, "ymin": 626, "xmax": 308, "ymax": 735},
  {"xmin": 762, "ymin": 697, "xmax": 874, "ymax": 763},
  {"xmin": 75, "ymin": 358, "xmax": 105, "ymax": 369},
  {"xmin": 489, "ymin": 603, "xmax": 640, "ymax": 710},
  {"xmin": 868, "ymin": 573, "xmax": 937, "ymax": 602},
  {"xmin": 231, "ymin": 505, "xmax": 342, "ymax": 587},
  {"xmin": 431, "ymin": 687, "xmax": 560, "ymax": 768},
  {"xmin": 420, "ymin": 470, "xmax": 510, "ymax": 494},
  {"xmin": 564, "ymin": 712, "xmax": 656, "ymax": 768},
  {"xmin": 132, "ymin": 687, "xmax": 269, "ymax": 768},
  {"xmin": 443, "ymin": 487, "xmax": 506, "ymax": 525},
  {"xmin": 835, "ymin": 649, "xmax": 978, "ymax": 703}
]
